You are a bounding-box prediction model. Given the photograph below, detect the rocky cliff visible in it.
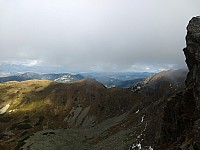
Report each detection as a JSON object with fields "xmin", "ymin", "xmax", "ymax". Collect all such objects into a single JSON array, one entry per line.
[{"xmin": 156, "ymin": 16, "xmax": 200, "ymax": 149}]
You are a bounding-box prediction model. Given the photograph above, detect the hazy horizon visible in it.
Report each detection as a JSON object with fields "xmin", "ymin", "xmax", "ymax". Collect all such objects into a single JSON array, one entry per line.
[{"xmin": 0, "ymin": 0, "xmax": 200, "ymax": 73}]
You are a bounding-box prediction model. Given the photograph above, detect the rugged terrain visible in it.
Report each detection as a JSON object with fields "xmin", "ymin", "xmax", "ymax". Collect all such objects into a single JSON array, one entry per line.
[
  {"xmin": 0, "ymin": 16, "xmax": 198, "ymax": 150},
  {"xmin": 0, "ymin": 68, "xmax": 186, "ymax": 150},
  {"xmin": 0, "ymin": 78, "xmax": 144, "ymax": 149},
  {"xmin": 155, "ymin": 16, "xmax": 200, "ymax": 149}
]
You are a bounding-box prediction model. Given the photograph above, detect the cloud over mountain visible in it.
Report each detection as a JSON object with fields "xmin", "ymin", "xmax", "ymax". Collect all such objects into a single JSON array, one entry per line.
[{"xmin": 0, "ymin": 0, "xmax": 199, "ymax": 72}]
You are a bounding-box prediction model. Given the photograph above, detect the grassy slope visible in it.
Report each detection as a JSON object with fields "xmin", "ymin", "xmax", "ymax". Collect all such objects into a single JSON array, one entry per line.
[
  {"xmin": 0, "ymin": 79, "xmax": 145, "ymax": 150},
  {"xmin": 0, "ymin": 72, "xmax": 185, "ymax": 150}
]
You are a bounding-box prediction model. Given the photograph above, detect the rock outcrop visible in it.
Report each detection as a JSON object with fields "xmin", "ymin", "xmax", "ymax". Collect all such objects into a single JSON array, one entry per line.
[{"xmin": 156, "ymin": 16, "xmax": 200, "ymax": 149}]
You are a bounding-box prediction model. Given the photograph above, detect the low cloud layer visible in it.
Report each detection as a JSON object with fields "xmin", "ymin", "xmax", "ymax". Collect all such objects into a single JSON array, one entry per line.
[{"xmin": 0, "ymin": 0, "xmax": 200, "ymax": 72}]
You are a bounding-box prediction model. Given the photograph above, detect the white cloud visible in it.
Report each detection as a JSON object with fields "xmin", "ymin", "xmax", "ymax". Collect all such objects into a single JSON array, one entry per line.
[{"xmin": 23, "ymin": 60, "xmax": 43, "ymax": 66}]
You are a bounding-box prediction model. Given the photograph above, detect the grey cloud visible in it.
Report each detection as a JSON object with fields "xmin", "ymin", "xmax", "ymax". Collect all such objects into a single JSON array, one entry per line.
[{"xmin": 0, "ymin": 0, "xmax": 199, "ymax": 72}]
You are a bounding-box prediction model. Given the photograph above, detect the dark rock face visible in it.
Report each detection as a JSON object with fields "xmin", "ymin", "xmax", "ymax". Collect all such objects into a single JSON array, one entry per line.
[
  {"xmin": 184, "ymin": 16, "xmax": 200, "ymax": 104},
  {"xmin": 184, "ymin": 16, "xmax": 200, "ymax": 150},
  {"xmin": 156, "ymin": 16, "xmax": 200, "ymax": 149}
]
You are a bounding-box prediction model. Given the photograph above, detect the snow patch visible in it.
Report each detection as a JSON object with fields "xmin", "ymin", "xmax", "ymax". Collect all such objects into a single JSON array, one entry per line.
[
  {"xmin": 137, "ymin": 123, "xmax": 148, "ymax": 139},
  {"xmin": 8, "ymin": 109, "xmax": 16, "ymax": 113},
  {"xmin": 135, "ymin": 109, "xmax": 139, "ymax": 114},
  {"xmin": 131, "ymin": 143, "xmax": 142, "ymax": 150},
  {"xmin": 149, "ymin": 146, "xmax": 153, "ymax": 150},
  {"xmin": 54, "ymin": 75, "xmax": 74, "ymax": 83},
  {"xmin": 141, "ymin": 115, "xmax": 145, "ymax": 122},
  {"xmin": 0, "ymin": 104, "xmax": 10, "ymax": 114},
  {"xmin": 143, "ymin": 123, "xmax": 148, "ymax": 132},
  {"xmin": 137, "ymin": 134, "xmax": 142, "ymax": 139}
]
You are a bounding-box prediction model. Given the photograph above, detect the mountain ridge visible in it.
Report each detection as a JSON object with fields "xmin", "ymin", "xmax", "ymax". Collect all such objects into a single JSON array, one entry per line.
[
  {"xmin": 0, "ymin": 16, "xmax": 198, "ymax": 150},
  {"xmin": 0, "ymin": 72, "xmax": 84, "ymax": 83},
  {"xmin": 155, "ymin": 16, "xmax": 200, "ymax": 150},
  {"xmin": 0, "ymin": 68, "xmax": 188, "ymax": 149}
]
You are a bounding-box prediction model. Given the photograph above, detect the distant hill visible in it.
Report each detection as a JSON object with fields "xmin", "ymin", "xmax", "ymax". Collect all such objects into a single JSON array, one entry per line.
[
  {"xmin": 0, "ymin": 72, "xmax": 84, "ymax": 83},
  {"xmin": 115, "ymin": 78, "xmax": 144, "ymax": 88},
  {"xmin": 130, "ymin": 69, "xmax": 187, "ymax": 97},
  {"xmin": 81, "ymin": 72, "xmax": 153, "ymax": 88}
]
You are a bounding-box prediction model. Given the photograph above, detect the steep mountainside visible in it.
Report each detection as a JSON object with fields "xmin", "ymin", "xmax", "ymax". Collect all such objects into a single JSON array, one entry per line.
[
  {"xmin": 0, "ymin": 69, "xmax": 187, "ymax": 150},
  {"xmin": 130, "ymin": 69, "xmax": 187, "ymax": 99},
  {"xmin": 156, "ymin": 16, "xmax": 200, "ymax": 149},
  {"xmin": 0, "ymin": 79, "xmax": 147, "ymax": 149}
]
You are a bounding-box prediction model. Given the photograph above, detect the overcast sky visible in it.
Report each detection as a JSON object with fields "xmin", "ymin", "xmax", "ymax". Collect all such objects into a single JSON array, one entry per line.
[{"xmin": 0, "ymin": 0, "xmax": 199, "ymax": 72}]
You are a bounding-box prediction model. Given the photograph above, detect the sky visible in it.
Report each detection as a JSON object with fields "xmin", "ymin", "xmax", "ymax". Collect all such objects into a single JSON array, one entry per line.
[{"xmin": 0, "ymin": 0, "xmax": 200, "ymax": 73}]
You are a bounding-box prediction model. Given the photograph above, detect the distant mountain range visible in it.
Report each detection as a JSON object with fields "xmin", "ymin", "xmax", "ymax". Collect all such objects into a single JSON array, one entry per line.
[
  {"xmin": 0, "ymin": 64, "xmax": 68, "ymax": 75},
  {"xmin": 0, "ymin": 72, "xmax": 84, "ymax": 83},
  {"xmin": 81, "ymin": 72, "xmax": 154, "ymax": 88},
  {"xmin": 0, "ymin": 71, "xmax": 153, "ymax": 88}
]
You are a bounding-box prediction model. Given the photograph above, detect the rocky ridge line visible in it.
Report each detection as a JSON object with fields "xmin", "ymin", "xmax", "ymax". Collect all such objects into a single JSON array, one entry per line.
[{"xmin": 156, "ymin": 16, "xmax": 200, "ymax": 149}]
